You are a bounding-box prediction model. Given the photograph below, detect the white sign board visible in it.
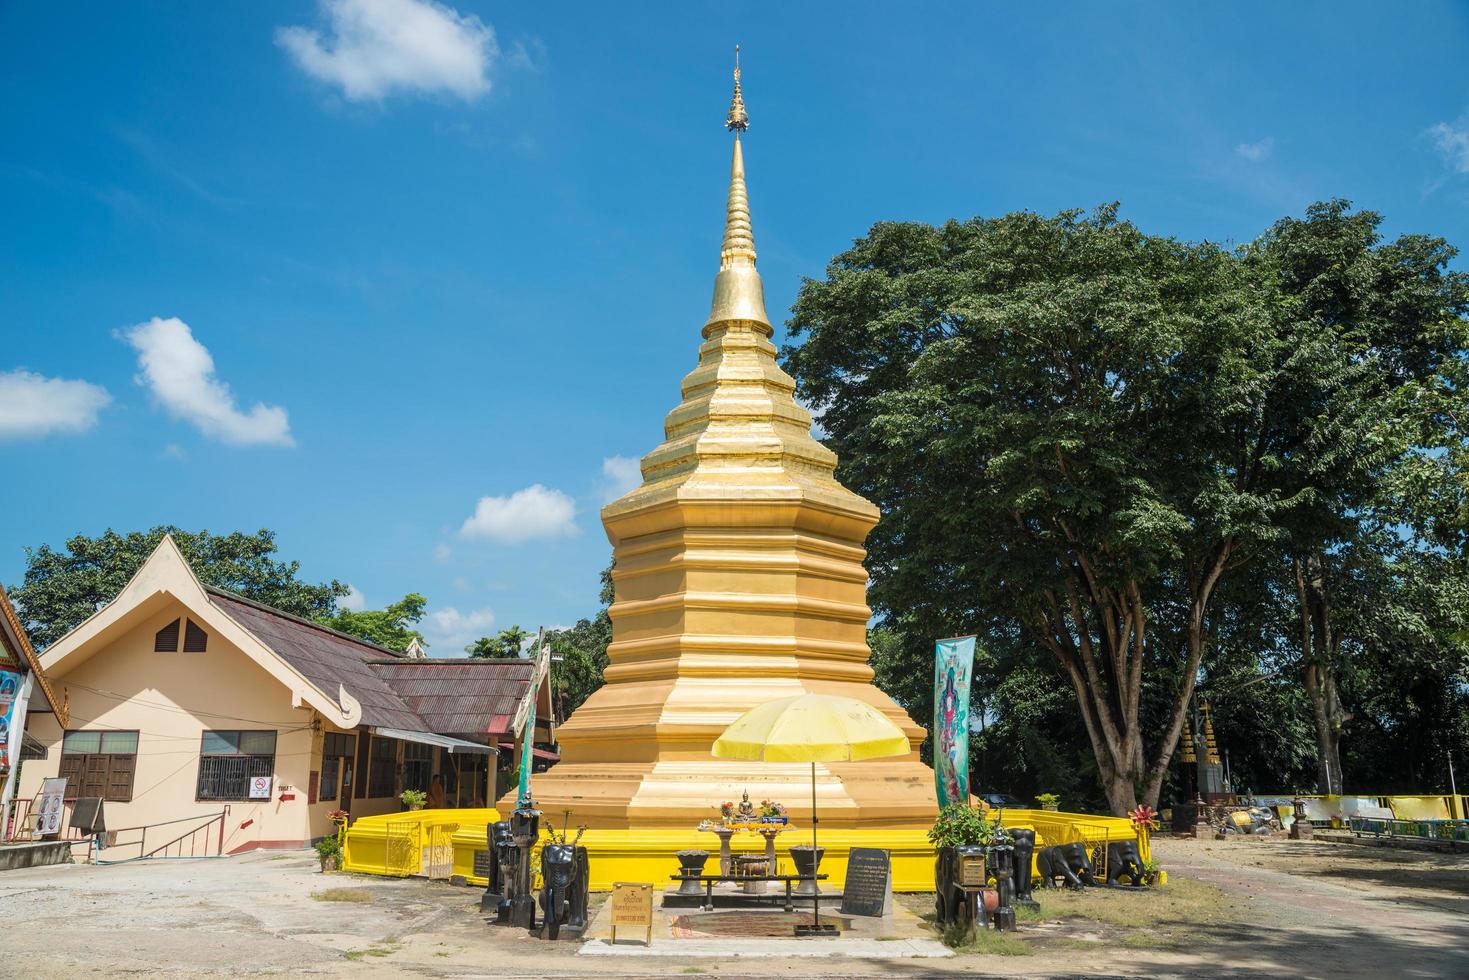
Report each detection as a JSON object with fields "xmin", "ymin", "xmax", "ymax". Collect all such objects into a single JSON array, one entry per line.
[
  {"xmin": 248, "ymin": 775, "xmax": 273, "ymax": 800},
  {"xmin": 38, "ymin": 777, "xmax": 67, "ymax": 835}
]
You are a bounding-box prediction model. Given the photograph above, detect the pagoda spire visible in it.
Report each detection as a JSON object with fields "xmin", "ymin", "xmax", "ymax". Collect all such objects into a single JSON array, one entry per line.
[{"xmin": 707, "ymin": 46, "xmax": 770, "ymax": 333}]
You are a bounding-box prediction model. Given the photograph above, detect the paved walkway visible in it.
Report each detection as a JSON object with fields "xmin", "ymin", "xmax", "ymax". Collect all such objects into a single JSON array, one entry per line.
[{"xmin": 1148, "ymin": 838, "xmax": 1469, "ymax": 978}]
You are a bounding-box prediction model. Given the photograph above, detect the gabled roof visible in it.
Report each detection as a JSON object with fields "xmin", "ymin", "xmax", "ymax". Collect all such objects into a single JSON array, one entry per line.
[
  {"xmin": 36, "ymin": 536, "xmax": 546, "ymax": 742},
  {"xmin": 207, "ymin": 589, "xmax": 426, "ymax": 731},
  {"xmin": 0, "ymin": 584, "xmax": 66, "ymax": 726}
]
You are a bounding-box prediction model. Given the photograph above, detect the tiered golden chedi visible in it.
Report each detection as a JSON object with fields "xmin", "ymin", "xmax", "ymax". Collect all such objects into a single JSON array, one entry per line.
[{"xmin": 526, "ymin": 63, "xmax": 938, "ymax": 829}]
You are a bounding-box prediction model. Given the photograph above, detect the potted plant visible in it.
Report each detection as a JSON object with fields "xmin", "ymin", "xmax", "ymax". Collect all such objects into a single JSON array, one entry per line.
[
  {"xmin": 929, "ymin": 804, "xmax": 1011, "ymax": 927},
  {"xmin": 1035, "ymin": 793, "xmax": 1060, "ymax": 811},
  {"xmin": 401, "ymin": 789, "xmax": 428, "ymax": 811},
  {"xmin": 719, "ymin": 800, "xmax": 735, "ymax": 823},
  {"xmin": 314, "ymin": 836, "xmax": 342, "ymax": 872},
  {"xmin": 758, "ymin": 799, "xmax": 788, "ymax": 824}
]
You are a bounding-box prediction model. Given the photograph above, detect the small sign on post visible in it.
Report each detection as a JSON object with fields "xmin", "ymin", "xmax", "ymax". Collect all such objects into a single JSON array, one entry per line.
[{"xmin": 609, "ymin": 881, "xmax": 654, "ymax": 946}]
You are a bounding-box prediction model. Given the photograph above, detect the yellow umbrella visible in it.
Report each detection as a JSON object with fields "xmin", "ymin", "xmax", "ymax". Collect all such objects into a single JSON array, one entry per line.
[{"xmin": 711, "ymin": 693, "xmax": 912, "ymax": 936}]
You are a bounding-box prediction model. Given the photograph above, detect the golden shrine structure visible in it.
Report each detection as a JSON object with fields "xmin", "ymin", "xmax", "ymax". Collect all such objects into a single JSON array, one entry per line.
[
  {"xmin": 514, "ymin": 58, "xmax": 939, "ymax": 841},
  {"xmin": 470, "ymin": 57, "xmax": 952, "ymax": 888}
]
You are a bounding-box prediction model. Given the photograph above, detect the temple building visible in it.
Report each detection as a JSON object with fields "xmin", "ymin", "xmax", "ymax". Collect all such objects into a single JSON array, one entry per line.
[
  {"xmin": 514, "ymin": 59, "xmax": 939, "ymax": 831},
  {"xmin": 14, "ymin": 537, "xmax": 553, "ymax": 852}
]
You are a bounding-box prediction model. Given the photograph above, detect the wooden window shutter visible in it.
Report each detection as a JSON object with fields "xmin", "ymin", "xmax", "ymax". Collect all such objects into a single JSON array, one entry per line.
[
  {"xmin": 183, "ymin": 619, "xmax": 208, "ymax": 653},
  {"xmin": 307, "ymin": 770, "xmax": 320, "ymax": 806},
  {"xmin": 106, "ymin": 756, "xmax": 136, "ymax": 803},
  {"xmin": 59, "ymin": 754, "xmax": 84, "ymax": 789},
  {"xmin": 82, "ymin": 755, "xmax": 109, "ymax": 799},
  {"xmin": 155, "ymin": 618, "xmax": 181, "ymax": 652}
]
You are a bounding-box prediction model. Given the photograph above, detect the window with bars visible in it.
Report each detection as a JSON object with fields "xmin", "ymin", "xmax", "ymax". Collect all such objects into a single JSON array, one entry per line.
[
  {"xmin": 367, "ymin": 736, "xmax": 398, "ymax": 798},
  {"xmin": 59, "ymin": 730, "xmax": 139, "ymax": 802},
  {"xmin": 319, "ymin": 732, "xmax": 355, "ymax": 801},
  {"xmin": 196, "ymin": 730, "xmax": 277, "ymax": 801}
]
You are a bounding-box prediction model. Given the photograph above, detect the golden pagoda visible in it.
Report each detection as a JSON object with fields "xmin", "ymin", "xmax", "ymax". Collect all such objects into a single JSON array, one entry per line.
[{"xmin": 520, "ymin": 54, "xmax": 938, "ymax": 831}]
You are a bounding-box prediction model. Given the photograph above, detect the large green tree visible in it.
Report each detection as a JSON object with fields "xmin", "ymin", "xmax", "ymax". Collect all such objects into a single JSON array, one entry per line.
[
  {"xmin": 12, "ymin": 527, "xmax": 349, "ymax": 649},
  {"xmin": 783, "ymin": 202, "xmax": 1469, "ymax": 812},
  {"xmin": 1241, "ymin": 202, "xmax": 1469, "ymax": 793}
]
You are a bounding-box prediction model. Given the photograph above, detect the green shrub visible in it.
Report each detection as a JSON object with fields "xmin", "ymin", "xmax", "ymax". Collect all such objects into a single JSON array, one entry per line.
[{"xmin": 928, "ymin": 803, "xmax": 1010, "ymax": 848}]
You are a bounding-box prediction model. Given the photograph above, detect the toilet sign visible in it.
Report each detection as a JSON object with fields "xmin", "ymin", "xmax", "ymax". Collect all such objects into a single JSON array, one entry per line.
[{"xmin": 248, "ymin": 775, "xmax": 273, "ymax": 800}]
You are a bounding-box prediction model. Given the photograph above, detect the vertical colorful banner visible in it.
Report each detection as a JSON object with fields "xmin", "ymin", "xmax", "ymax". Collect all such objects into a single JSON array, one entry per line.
[
  {"xmin": 0, "ymin": 670, "xmax": 21, "ymax": 771},
  {"xmin": 517, "ymin": 684, "xmax": 536, "ymax": 806},
  {"xmin": 933, "ymin": 636, "xmax": 976, "ymax": 807}
]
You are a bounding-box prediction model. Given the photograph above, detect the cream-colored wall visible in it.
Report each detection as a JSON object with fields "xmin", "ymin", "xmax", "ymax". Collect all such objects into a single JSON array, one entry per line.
[{"xmin": 19, "ymin": 601, "xmax": 331, "ymax": 850}]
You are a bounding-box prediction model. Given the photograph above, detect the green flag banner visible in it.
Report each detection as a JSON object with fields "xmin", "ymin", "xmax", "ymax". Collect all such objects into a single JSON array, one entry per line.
[{"xmin": 934, "ymin": 636, "xmax": 976, "ymax": 807}]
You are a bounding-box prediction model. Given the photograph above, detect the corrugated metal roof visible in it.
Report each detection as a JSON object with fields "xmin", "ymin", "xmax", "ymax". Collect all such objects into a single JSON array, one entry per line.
[
  {"xmin": 206, "ymin": 589, "xmax": 534, "ymax": 738},
  {"xmin": 370, "ymin": 658, "xmax": 534, "ymax": 738}
]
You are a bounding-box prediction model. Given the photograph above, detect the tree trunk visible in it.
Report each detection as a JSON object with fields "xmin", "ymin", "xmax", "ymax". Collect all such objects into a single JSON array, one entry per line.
[
  {"xmin": 1040, "ymin": 543, "xmax": 1231, "ymax": 815},
  {"xmin": 1296, "ymin": 553, "xmax": 1349, "ymax": 795}
]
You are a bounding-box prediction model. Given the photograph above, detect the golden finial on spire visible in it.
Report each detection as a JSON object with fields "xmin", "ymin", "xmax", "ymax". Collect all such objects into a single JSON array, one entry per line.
[
  {"xmin": 725, "ymin": 45, "xmax": 748, "ymax": 133},
  {"xmin": 706, "ymin": 46, "xmax": 768, "ymax": 332}
]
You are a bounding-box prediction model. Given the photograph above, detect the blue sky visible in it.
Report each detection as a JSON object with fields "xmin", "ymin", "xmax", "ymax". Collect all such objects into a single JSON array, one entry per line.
[{"xmin": 4, "ymin": 1, "xmax": 1469, "ymax": 652}]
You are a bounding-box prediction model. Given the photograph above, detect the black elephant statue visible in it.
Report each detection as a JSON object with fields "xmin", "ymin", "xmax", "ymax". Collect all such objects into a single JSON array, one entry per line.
[
  {"xmin": 480, "ymin": 820, "xmax": 514, "ymax": 913},
  {"xmin": 1009, "ymin": 828, "xmax": 1038, "ymax": 906},
  {"xmin": 537, "ymin": 839, "xmax": 590, "ymax": 939},
  {"xmin": 1036, "ymin": 842, "xmax": 1095, "ymax": 889},
  {"xmin": 1106, "ymin": 839, "xmax": 1145, "ymax": 886}
]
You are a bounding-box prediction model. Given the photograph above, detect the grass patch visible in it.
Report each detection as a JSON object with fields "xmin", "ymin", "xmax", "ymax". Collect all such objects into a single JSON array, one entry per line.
[
  {"xmin": 942, "ymin": 923, "xmax": 1032, "ymax": 956},
  {"xmin": 312, "ymin": 888, "xmax": 375, "ymax": 904},
  {"xmin": 344, "ymin": 947, "xmax": 395, "ymax": 961}
]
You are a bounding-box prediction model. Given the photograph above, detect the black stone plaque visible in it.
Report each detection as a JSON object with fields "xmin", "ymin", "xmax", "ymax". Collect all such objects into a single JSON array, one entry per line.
[
  {"xmin": 472, "ymin": 849, "xmax": 492, "ymax": 878},
  {"xmin": 840, "ymin": 847, "xmax": 891, "ymax": 917}
]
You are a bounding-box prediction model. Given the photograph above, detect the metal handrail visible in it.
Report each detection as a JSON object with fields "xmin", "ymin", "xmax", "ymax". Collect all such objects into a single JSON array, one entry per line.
[{"xmin": 94, "ymin": 807, "xmax": 231, "ymax": 864}]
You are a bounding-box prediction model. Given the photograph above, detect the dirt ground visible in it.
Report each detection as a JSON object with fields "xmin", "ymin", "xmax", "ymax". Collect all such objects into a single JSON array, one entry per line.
[{"xmin": 0, "ymin": 835, "xmax": 1465, "ymax": 978}]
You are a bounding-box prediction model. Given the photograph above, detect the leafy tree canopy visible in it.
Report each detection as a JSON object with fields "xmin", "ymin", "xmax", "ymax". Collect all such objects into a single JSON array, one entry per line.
[
  {"xmin": 784, "ymin": 201, "xmax": 1469, "ymax": 811},
  {"xmin": 12, "ymin": 527, "xmax": 349, "ymax": 649},
  {"xmin": 466, "ymin": 625, "xmax": 533, "ymax": 659},
  {"xmin": 321, "ymin": 593, "xmax": 428, "ymax": 653}
]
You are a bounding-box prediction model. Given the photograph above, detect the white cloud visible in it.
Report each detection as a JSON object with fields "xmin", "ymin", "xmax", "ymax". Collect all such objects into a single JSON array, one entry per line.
[
  {"xmin": 459, "ymin": 484, "xmax": 577, "ymax": 543},
  {"xmin": 600, "ymin": 455, "xmax": 642, "ymax": 503},
  {"xmin": 1428, "ymin": 117, "xmax": 1469, "ymax": 174},
  {"xmin": 276, "ymin": 0, "xmax": 496, "ymax": 102},
  {"xmin": 0, "ymin": 369, "xmax": 111, "ymax": 441},
  {"xmin": 433, "ymin": 542, "xmax": 452, "ymax": 563},
  {"xmin": 1234, "ymin": 137, "xmax": 1274, "ymax": 163},
  {"xmin": 424, "ymin": 605, "xmax": 495, "ymax": 651},
  {"xmin": 120, "ymin": 316, "xmax": 294, "ymax": 447},
  {"xmin": 340, "ymin": 584, "xmax": 367, "ymax": 612}
]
